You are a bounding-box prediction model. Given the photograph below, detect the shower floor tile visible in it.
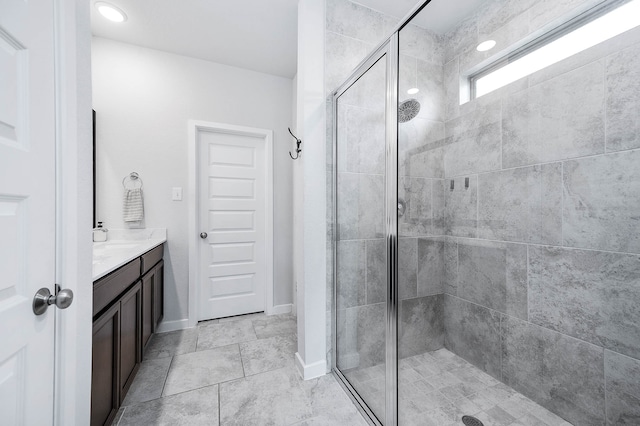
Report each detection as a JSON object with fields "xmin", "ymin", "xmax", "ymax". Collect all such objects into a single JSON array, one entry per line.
[{"xmin": 343, "ymin": 348, "xmax": 574, "ymax": 426}]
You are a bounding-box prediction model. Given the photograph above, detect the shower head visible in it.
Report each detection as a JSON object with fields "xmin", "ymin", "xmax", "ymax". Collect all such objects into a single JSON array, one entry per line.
[{"xmin": 398, "ymin": 98, "xmax": 421, "ymax": 123}]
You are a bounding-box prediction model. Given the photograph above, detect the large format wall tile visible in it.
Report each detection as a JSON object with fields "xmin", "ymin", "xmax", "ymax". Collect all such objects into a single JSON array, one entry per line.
[
  {"xmin": 443, "ymin": 237, "xmax": 458, "ymax": 296},
  {"xmin": 478, "ymin": 163, "xmax": 562, "ymax": 245},
  {"xmin": 444, "ymin": 15, "xmax": 477, "ymax": 63},
  {"xmin": 365, "ymin": 239, "xmax": 385, "ymax": 305},
  {"xmin": 399, "ymin": 295, "xmax": 444, "ymax": 358},
  {"xmin": 476, "ymin": 0, "xmax": 536, "ymax": 38},
  {"xmin": 457, "ymin": 239, "xmax": 527, "ymax": 320},
  {"xmin": 399, "ymin": 238, "xmax": 418, "ymax": 300},
  {"xmin": 502, "ymin": 61, "xmax": 605, "ymax": 168},
  {"xmin": 354, "ymin": 303, "xmax": 386, "ymax": 368},
  {"xmin": 443, "ymin": 101, "xmax": 502, "ymax": 177},
  {"xmin": 444, "ymin": 58, "xmax": 460, "ymax": 121},
  {"xmin": 399, "ymin": 177, "xmax": 432, "ymax": 237},
  {"xmin": 432, "ymin": 179, "xmax": 445, "ymax": 235},
  {"xmin": 399, "ymin": 54, "xmax": 417, "ymax": 103},
  {"xmin": 416, "ymin": 59, "xmax": 445, "ymax": 121},
  {"xmin": 325, "ymin": 31, "xmax": 373, "ymax": 96},
  {"xmin": 529, "ymin": 246, "xmax": 640, "ymax": 360},
  {"xmin": 399, "ymin": 24, "xmax": 444, "ymax": 65},
  {"xmin": 563, "ymin": 149, "xmax": 640, "ymax": 254},
  {"xmin": 400, "ymin": 119, "xmax": 445, "ymax": 179},
  {"xmin": 338, "ymin": 52, "xmax": 387, "ymax": 111},
  {"xmin": 337, "ymin": 172, "xmax": 384, "ymax": 240},
  {"xmin": 417, "ymin": 238, "xmax": 444, "ymax": 297},
  {"xmin": 501, "ymin": 316, "xmax": 605, "ymax": 426},
  {"xmin": 336, "ymin": 240, "xmax": 365, "ymax": 309},
  {"xmin": 326, "ymin": 0, "xmax": 395, "ymax": 46},
  {"xmin": 605, "ymin": 350, "xmax": 640, "ymax": 425},
  {"xmin": 338, "ymin": 105, "xmax": 385, "ymax": 174},
  {"xmin": 445, "ymin": 175, "xmax": 478, "ymax": 238},
  {"xmin": 336, "ymin": 308, "xmax": 357, "ymax": 370},
  {"xmin": 443, "ymin": 295, "xmax": 501, "ymax": 379},
  {"xmin": 606, "ymin": 43, "xmax": 640, "ymax": 152}
]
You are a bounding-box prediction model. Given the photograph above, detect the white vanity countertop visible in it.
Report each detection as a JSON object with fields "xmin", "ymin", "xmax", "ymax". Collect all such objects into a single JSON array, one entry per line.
[{"xmin": 93, "ymin": 228, "xmax": 167, "ymax": 281}]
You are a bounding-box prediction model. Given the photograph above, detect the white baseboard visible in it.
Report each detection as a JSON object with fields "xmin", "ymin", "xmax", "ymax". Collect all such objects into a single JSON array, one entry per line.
[
  {"xmin": 156, "ymin": 318, "xmax": 190, "ymax": 333},
  {"xmin": 267, "ymin": 303, "xmax": 292, "ymax": 315},
  {"xmin": 295, "ymin": 352, "xmax": 327, "ymax": 380}
]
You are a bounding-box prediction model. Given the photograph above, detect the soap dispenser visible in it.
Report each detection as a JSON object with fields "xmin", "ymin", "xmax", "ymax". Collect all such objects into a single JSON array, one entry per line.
[{"xmin": 93, "ymin": 222, "xmax": 108, "ymax": 242}]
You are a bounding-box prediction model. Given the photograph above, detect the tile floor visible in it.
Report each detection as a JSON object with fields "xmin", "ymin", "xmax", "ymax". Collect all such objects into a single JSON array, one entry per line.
[
  {"xmin": 112, "ymin": 312, "xmax": 367, "ymax": 426},
  {"xmin": 113, "ymin": 313, "xmax": 576, "ymax": 426},
  {"xmin": 344, "ymin": 349, "xmax": 574, "ymax": 426}
]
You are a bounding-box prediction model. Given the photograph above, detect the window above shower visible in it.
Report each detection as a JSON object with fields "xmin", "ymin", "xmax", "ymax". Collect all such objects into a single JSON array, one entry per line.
[{"xmin": 469, "ymin": 0, "xmax": 640, "ymax": 99}]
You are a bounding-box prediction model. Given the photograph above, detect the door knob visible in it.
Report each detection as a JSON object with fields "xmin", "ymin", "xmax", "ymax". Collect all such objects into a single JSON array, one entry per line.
[
  {"xmin": 33, "ymin": 286, "xmax": 74, "ymax": 315},
  {"xmin": 200, "ymin": 232, "xmax": 208, "ymax": 239}
]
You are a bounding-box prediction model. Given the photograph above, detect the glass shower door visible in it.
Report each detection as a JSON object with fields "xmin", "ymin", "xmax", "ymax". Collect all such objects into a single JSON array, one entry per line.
[{"xmin": 334, "ymin": 50, "xmax": 389, "ymax": 423}]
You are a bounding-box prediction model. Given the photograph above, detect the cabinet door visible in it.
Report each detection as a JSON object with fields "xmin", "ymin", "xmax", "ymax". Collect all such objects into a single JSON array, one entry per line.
[
  {"xmin": 153, "ymin": 260, "xmax": 164, "ymax": 330},
  {"xmin": 119, "ymin": 281, "xmax": 141, "ymax": 403},
  {"xmin": 91, "ymin": 303, "xmax": 120, "ymax": 426},
  {"xmin": 141, "ymin": 270, "xmax": 153, "ymax": 350}
]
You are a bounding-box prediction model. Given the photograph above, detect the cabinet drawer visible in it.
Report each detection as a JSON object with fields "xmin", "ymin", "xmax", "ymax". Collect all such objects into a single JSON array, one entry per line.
[
  {"xmin": 93, "ymin": 258, "xmax": 141, "ymax": 316},
  {"xmin": 141, "ymin": 244, "xmax": 163, "ymax": 275}
]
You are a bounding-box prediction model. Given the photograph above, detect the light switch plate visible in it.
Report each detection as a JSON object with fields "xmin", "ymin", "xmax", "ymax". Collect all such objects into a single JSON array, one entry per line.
[{"xmin": 172, "ymin": 187, "xmax": 183, "ymax": 201}]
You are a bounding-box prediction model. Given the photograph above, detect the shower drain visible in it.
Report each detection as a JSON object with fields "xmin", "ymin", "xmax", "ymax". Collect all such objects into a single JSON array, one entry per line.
[{"xmin": 461, "ymin": 415, "xmax": 484, "ymax": 426}]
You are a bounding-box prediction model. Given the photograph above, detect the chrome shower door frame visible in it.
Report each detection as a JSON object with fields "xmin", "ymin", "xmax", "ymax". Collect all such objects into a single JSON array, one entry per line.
[{"xmin": 331, "ymin": 32, "xmax": 400, "ymax": 426}]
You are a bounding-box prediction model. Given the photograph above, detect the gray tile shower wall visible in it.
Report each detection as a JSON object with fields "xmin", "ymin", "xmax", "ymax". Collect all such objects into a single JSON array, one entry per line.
[
  {"xmin": 457, "ymin": 239, "xmax": 527, "ymax": 320},
  {"xmin": 501, "ymin": 316, "xmax": 606, "ymax": 426},
  {"xmin": 326, "ymin": 0, "xmax": 400, "ymax": 373},
  {"xmin": 437, "ymin": 0, "xmax": 640, "ymax": 424},
  {"xmin": 399, "ymin": 294, "xmax": 444, "ymax": 358},
  {"xmin": 329, "ymin": 0, "xmax": 450, "ymax": 376},
  {"xmin": 443, "ymin": 294, "xmax": 502, "ymax": 380},
  {"xmin": 329, "ymin": 1, "xmax": 639, "ymax": 424},
  {"xmin": 605, "ymin": 350, "xmax": 640, "ymax": 425}
]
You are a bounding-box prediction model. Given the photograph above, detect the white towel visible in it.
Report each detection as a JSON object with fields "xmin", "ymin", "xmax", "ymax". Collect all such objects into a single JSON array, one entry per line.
[{"xmin": 123, "ymin": 188, "xmax": 144, "ymax": 222}]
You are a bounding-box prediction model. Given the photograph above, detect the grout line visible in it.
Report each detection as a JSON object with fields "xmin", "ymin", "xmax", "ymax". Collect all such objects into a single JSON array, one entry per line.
[
  {"xmin": 447, "ymin": 293, "xmax": 606, "ymax": 352},
  {"xmin": 239, "ymin": 343, "xmax": 247, "ymax": 378},
  {"xmin": 218, "ymin": 384, "xmax": 222, "ymax": 426},
  {"xmin": 603, "ymin": 57, "xmax": 608, "ymax": 154},
  {"xmin": 526, "ymin": 244, "xmax": 530, "ymax": 323},
  {"xmin": 451, "ymin": 234, "xmax": 640, "ymax": 258},
  {"xmin": 603, "ymin": 349, "xmax": 608, "ymax": 425},
  {"xmin": 160, "ymin": 355, "xmax": 174, "ymax": 398},
  {"xmin": 561, "ymin": 162, "xmax": 565, "ymax": 247},
  {"xmin": 364, "ymin": 240, "xmax": 368, "ymax": 304},
  {"xmin": 442, "ymin": 144, "xmax": 640, "ymax": 181}
]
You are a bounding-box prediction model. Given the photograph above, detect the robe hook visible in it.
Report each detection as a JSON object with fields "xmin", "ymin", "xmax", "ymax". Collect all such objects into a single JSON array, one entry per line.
[{"xmin": 288, "ymin": 127, "xmax": 302, "ymax": 160}]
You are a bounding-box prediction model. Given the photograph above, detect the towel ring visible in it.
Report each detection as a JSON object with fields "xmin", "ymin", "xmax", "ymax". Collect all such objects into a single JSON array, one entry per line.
[{"xmin": 122, "ymin": 172, "xmax": 143, "ymax": 189}]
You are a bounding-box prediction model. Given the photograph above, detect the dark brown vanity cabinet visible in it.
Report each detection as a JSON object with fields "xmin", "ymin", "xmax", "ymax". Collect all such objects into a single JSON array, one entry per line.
[
  {"xmin": 91, "ymin": 244, "xmax": 164, "ymax": 426},
  {"xmin": 119, "ymin": 282, "xmax": 142, "ymax": 403},
  {"xmin": 90, "ymin": 303, "xmax": 119, "ymax": 426}
]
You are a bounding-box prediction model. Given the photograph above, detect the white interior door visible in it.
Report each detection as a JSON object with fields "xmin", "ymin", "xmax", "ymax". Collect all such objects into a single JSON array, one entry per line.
[
  {"xmin": 0, "ymin": 0, "xmax": 57, "ymax": 424},
  {"xmin": 197, "ymin": 126, "xmax": 272, "ymax": 320}
]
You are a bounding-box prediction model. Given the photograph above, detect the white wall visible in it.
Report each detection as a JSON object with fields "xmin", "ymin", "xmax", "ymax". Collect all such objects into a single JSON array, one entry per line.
[
  {"xmin": 92, "ymin": 37, "xmax": 294, "ymax": 324},
  {"xmin": 295, "ymin": 0, "xmax": 327, "ymax": 380}
]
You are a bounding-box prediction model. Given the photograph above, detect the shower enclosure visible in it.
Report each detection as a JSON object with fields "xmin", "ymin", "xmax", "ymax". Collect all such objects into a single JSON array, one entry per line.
[{"xmin": 331, "ymin": 0, "xmax": 640, "ymax": 425}]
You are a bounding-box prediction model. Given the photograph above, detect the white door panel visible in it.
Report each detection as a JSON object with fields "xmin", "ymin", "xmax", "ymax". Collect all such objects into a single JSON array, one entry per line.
[
  {"xmin": 198, "ymin": 128, "xmax": 271, "ymax": 320},
  {"xmin": 0, "ymin": 0, "xmax": 57, "ymax": 423}
]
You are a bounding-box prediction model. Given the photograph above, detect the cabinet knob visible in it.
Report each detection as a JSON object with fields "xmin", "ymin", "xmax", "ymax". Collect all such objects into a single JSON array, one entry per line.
[{"xmin": 200, "ymin": 232, "xmax": 208, "ymax": 239}]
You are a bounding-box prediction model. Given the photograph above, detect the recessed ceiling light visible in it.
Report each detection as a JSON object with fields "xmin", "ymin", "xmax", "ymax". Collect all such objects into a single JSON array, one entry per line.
[
  {"xmin": 407, "ymin": 87, "xmax": 419, "ymax": 95},
  {"xmin": 95, "ymin": 2, "xmax": 127, "ymax": 23},
  {"xmin": 476, "ymin": 40, "xmax": 496, "ymax": 52}
]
